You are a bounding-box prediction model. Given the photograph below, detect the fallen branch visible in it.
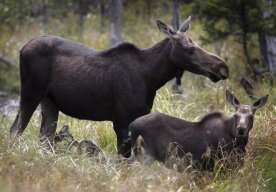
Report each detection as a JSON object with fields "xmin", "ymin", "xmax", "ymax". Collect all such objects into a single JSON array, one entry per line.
[{"xmin": 0, "ymin": 53, "xmax": 16, "ymax": 67}]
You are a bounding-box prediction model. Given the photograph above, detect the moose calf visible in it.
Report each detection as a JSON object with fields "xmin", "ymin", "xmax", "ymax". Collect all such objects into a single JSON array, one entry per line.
[{"xmin": 130, "ymin": 90, "xmax": 268, "ymax": 170}]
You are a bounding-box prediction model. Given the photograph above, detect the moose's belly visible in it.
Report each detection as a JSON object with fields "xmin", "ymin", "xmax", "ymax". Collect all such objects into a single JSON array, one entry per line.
[
  {"xmin": 48, "ymin": 82, "xmax": 113, "ymax": 121},
  {"xmin": 47, "ymin": 57, "xmax": 116, "ymax": 121}
]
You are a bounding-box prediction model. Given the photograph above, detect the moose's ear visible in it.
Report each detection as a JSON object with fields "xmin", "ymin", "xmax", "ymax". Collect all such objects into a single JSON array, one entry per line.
[
  {"xmin": 253, "ymin": 95, "xmax": 268, "ymax": 111},
  {"xmin": 156, "ymin": 20, "xmax": 176, "ymax": 37},
  {"xmin": 178, "ymin": 16, "xmax": 192, "ymax": 33},
  {"xmin": 226, "ymin": 89, "xmax": 240, "ymax": 108}
]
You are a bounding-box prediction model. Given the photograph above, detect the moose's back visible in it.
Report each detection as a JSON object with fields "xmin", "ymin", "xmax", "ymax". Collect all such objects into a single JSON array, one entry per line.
[
  {"xmin": 130, "ymin": 112, "xmax": 202, "ymax": 161},
  {"xmin": 20, "ymin": 36, "xmax": 120, "ymax": 120},
  {"xmin": 129, "ymin": 112, "xmax": 233, "ymax": 163}
]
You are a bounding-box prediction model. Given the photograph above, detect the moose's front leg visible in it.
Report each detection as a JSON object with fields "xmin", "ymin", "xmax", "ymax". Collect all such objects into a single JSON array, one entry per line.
[
  {"xmin": 113, "ymin": 120, "xmax": 132, "ymax": 158},
  {"xmin": 113, "ymin": 105, "xmax": 150, "ymax": 158},
  {"xmin": 112, "ymin": 82, "xmax": 150, "ymax": 157}
]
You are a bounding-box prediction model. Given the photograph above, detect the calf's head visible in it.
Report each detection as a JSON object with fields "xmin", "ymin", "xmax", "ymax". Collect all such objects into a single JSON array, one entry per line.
[
  {"xmin": 157, "ymin": 16, "xmax": 229, "ymax": 82},
  {"xmin": 226, "ymin": 90, "xmax": 268, "ymax": 138}
]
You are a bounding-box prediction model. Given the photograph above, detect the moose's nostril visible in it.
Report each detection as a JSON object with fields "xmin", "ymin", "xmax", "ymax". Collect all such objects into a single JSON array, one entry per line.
[
  {"xmin": 219, "ymin": 66, "xmax": 229, "ymax": 79},
  {"xmin": 238, "ymin": 128, "xmax": 246, "ymax": 136}
]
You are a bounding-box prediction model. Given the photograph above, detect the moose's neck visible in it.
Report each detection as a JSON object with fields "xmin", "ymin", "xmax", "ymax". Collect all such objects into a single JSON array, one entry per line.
[{"xmin": 141, "ymin": 38, "xmax": 178, "ymax": 91}]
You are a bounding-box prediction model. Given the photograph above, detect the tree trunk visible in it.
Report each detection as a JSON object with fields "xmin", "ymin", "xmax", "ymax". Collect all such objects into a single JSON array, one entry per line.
[
  {"xmin": 240, "ymin": 1, "xmax": 256, "ymax": 77},
  {"xmin": 171, "ymin": 0, "xmax": 180, "ymax": 30},
  {"xmin": 41, "ymin": 0, "xmax": 49, "ymax": 33},
  {"xmin": 78, "ymin": 0, "xmax": 87, "ymax": 40},
  {"xmin": 242, "ymin": 31, "xmax": 256, "ymax": 76},
  {"xmin": 99, "ymin": 1, "xmax": 106, "ymax": 32},
  {"xmin": 264, "ymin": 35, "xmax": 276, "ymax": 74},
  {"xmin": 109, "ymin": 0, "xmax": 123, "ymax": 46},
  {"xmin": 258, "ymin": 31, "xmax": 269, "ymax": 66},
  {"xmin": 261, "ymin": 0, "xmax": 276, "ymax": 74},
  {"xmin": 79, "ymin": 13, "xmax": 85, "ymax": 39},
  {"xmin": 31, "ymin": 0, "xmax": 49, "ymax": 32}
]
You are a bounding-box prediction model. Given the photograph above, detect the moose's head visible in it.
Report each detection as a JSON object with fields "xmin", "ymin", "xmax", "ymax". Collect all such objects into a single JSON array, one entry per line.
[
  {"xmin": 157, "ymin": 16, "xmax": 229, "ymax": 82},
  {"xmin": 226, "ymin": 90, "xmax": 268, "ymax": 138}
]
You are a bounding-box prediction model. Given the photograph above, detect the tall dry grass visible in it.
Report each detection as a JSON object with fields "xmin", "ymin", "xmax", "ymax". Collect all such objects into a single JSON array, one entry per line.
[
  {"xmin": 0, "ymin": 13, "xmax": 275, "ymax": 192},
  {"xmin": 0, "ymin": 83, "xmax": 275, "ymax": 192}
]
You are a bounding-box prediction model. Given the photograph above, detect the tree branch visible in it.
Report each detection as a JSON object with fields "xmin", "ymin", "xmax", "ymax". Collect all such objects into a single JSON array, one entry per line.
[{"xmin": 0, "ymin": 53, "xmax": 16, "ymax": 67}]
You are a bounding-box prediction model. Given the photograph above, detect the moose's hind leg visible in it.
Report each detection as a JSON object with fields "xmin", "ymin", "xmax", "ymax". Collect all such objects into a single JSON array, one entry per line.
[
  {"xmin": 10, "ymin": 49, "xmax": 52, "ymax": 139},
  {"xmin": 10, "ymin": 96, "xmax": 42, "ymax": 138},
  {"xmin": 40, "ymin": 98, "xmax": 59, "ymax": 148}
]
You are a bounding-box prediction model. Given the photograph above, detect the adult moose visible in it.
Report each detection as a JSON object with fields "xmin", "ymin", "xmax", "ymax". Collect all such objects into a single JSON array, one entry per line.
[
  {"xmin": 10, "ymin": 16, "xmax": 228, "ymax": 157},
  {"xmin": 130, "ymin": 90, "xmax": 268, "ymax": 169}
]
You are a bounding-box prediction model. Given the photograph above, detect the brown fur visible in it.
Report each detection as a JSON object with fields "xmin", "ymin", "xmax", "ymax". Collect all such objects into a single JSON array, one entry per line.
[
  {"xmin": 130, "ymin": 90, "xmax": 268, "ymax": 170},
  {"xmin": 10, "ymin": 18, "xmax": 228, "ymax": 157}
]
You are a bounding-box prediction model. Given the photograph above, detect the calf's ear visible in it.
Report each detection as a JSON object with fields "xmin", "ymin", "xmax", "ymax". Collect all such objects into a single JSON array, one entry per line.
[
  {"xmin": 226, "ymin": 89, "xmax": 240, "ymax": 109},
  {"xmin": 156, "ymin": 20, "xmax": 177, "ymax": 37},
  {"xmin": 178, "ymin": 16, "xmax": 192, "ymax": 33},
  {"xmin": 253, "ymin": 95, "xmax": 268, "ymax": 111}
]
